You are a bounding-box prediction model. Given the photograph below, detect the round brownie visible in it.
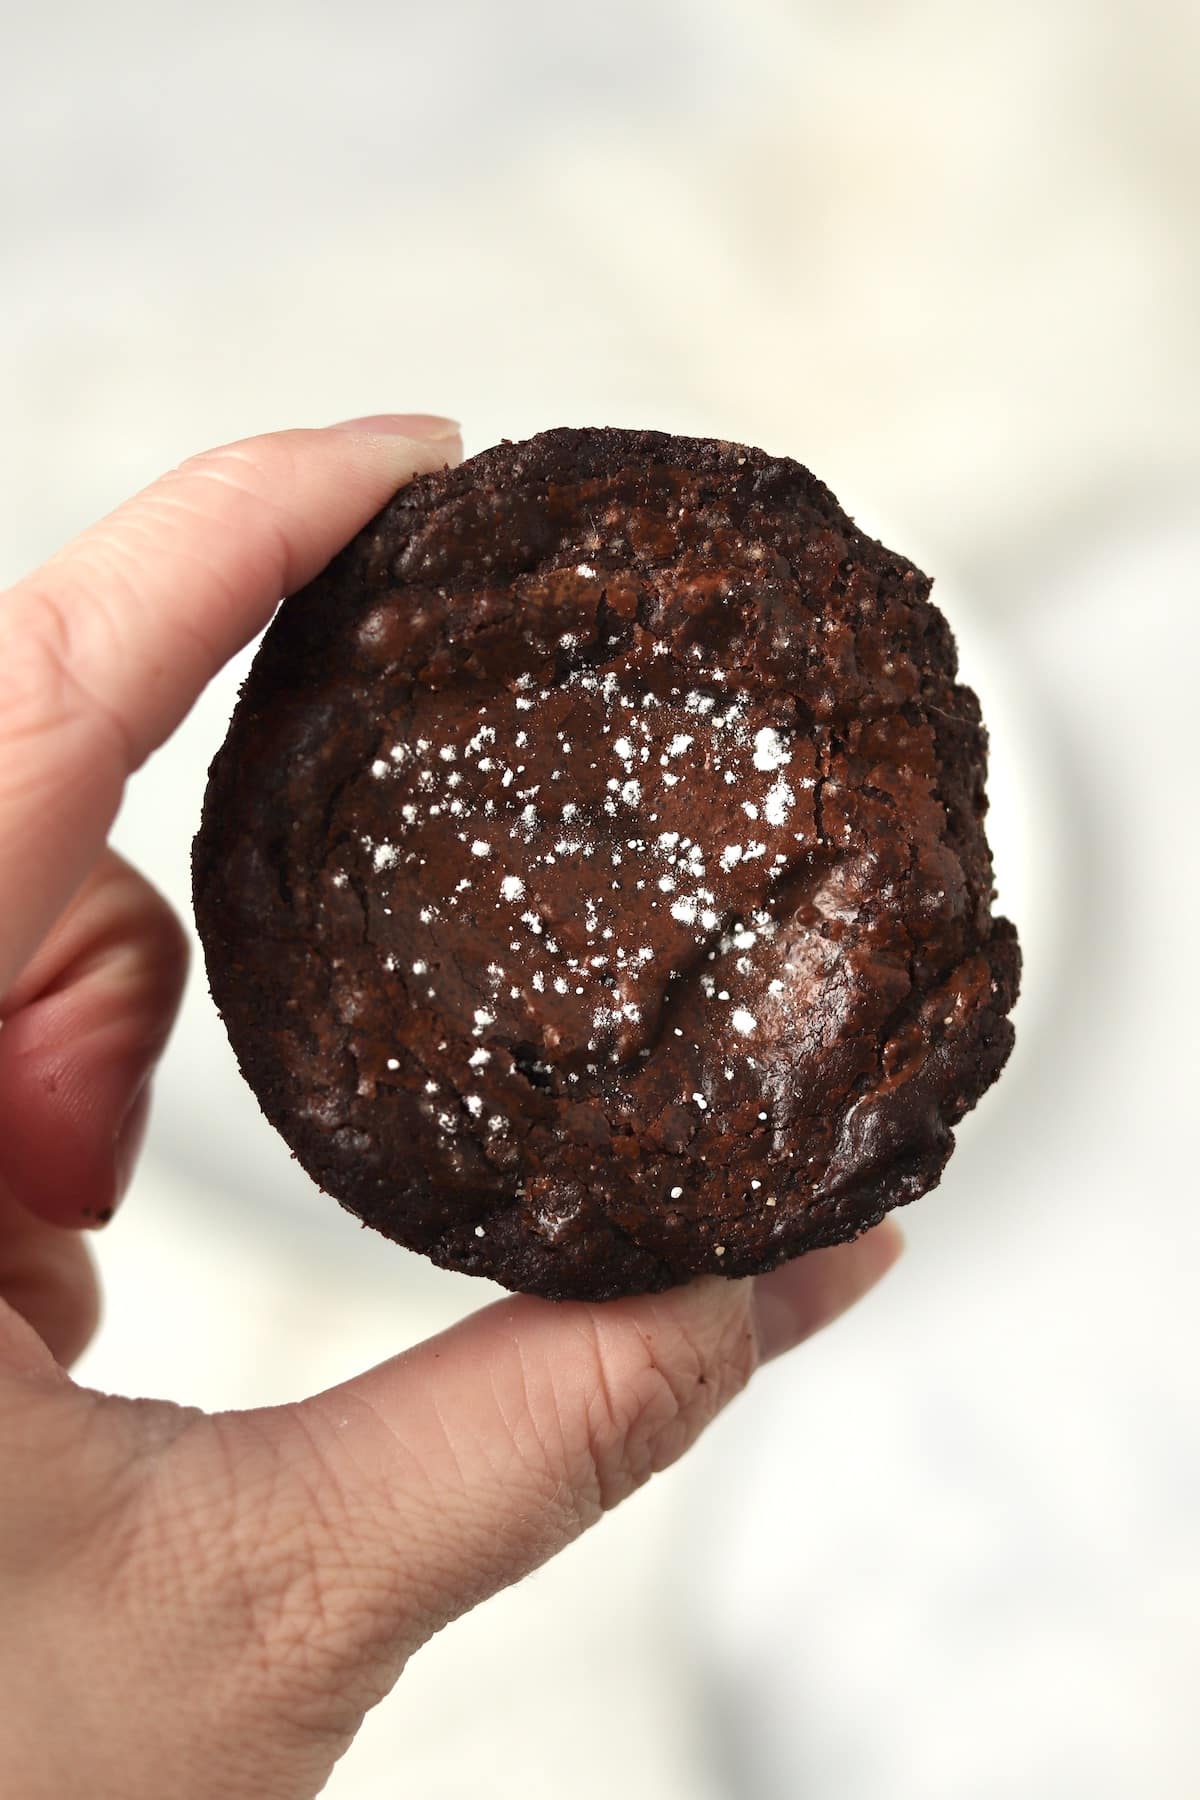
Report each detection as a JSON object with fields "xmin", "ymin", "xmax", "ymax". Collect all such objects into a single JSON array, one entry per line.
[{"xmin": 193, "ymin": 428, "xmax": 1020, "ymax": 1300}]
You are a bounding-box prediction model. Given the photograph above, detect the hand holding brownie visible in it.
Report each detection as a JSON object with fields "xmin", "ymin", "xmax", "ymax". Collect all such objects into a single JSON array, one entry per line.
[{"xmin": 0, "ymin": 419, "xmax": 902, "ymax": 1799}]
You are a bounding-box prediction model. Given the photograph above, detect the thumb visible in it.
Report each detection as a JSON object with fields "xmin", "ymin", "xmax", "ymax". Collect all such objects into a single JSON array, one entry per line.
[{"xmin": 215, "ymin": 1225, "xmax": 901, "ymax": 1737}]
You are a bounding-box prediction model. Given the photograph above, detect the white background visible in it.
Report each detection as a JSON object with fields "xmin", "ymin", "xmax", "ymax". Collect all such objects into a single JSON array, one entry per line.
[{"xmin": 2, "ymin": 2, "xmax": 1198, "ymax": 1794}]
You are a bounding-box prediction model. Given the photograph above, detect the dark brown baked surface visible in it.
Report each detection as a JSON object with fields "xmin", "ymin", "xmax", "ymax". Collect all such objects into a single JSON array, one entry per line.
[{"xmin": 193, "ymin": 427, "xmax": 1020, "ymax": 1299}]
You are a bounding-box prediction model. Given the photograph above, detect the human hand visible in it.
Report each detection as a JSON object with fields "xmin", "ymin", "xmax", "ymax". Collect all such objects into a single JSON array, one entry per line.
[{"xmin": 0, "ymin": 417, "xmax": 903, "ymax": 1799}]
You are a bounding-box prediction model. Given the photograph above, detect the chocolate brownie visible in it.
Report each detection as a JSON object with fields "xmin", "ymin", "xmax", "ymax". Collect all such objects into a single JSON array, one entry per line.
[{"xmin": 193, "ymin": 428, "xmax": 1020, "ymax": 1300}]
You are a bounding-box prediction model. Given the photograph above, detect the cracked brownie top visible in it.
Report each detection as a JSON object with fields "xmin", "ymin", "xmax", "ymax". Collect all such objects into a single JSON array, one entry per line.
[{"xmin": 193, "ymin": 427, "xmax": 1020, "ymax": 1299}]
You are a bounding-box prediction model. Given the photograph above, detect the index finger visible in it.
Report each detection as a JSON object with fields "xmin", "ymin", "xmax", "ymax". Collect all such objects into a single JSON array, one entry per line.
[{"xmin": 0, "ymin": 417, "xmax": 462, "ymax": 993}]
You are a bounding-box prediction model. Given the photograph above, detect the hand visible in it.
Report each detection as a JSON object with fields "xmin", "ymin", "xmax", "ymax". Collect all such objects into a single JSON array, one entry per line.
[{"xmin": 0, "ymin": 417, "xmax": 903, "ymax": 1799}]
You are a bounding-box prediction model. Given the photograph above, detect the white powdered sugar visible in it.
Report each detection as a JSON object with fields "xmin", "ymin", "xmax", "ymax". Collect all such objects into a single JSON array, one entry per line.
[
  {"xmin": 752, "ymin": 726, "xmax": 791, "ymax": 772},
  {"xmin": 347, "ymin": 625, "xmax": 819, "ymax": 1130}
]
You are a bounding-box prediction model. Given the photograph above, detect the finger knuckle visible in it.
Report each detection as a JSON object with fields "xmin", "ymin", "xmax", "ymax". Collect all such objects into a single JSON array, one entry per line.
[
  {"xmin": 173, "ymin": 441, "xmax": 271, "ymax": 498},
  {"xmin": 0, "ymin": 586, "xmax": 129, "ymax": 770},
  {"xmin": 168, "ymin": 443, "xmax": 300, "ymax": 597},
  {"xmin": 539, "ymin": 1288, "xmax": 758, "ymax": 1523}
]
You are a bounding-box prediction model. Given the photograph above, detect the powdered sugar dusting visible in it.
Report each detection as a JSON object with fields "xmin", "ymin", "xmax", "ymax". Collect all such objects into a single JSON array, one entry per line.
[
  {"xmin": 752, "ymin": 726, "xmax": 791, "ymax": 772},
  {"xmin": 338, "ymin": 613, "xmax": 825, "ymax": 1132}
]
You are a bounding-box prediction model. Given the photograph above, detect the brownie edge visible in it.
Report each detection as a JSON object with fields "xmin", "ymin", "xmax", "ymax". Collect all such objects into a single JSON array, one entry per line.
[{"xmin": 193, "ymin": 427, "xmax": 1020, "ymax": 1299}]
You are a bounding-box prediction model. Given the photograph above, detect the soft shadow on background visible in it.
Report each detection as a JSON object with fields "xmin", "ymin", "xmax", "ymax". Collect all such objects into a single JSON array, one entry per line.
[{"xmin": 3, "ymin": 3, "xmax": 1198, "ymax": 1795}]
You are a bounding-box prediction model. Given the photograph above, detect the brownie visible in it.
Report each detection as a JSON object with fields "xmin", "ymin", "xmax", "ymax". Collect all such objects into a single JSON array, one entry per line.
[{"xmin": 193, "ymin": 428, "xmax": 1020, "ymax": 1300}]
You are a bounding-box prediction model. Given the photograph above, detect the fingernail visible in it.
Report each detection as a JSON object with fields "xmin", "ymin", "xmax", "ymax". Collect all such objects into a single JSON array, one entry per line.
[
  {"xmin": 331, "ymin": 412, "xmax": 461, "ymax": 440},
  {"xmin": 751, "ymin": 1220, "xmax": 905, "ymax": 1364},
  {"xmin": 82, "ymin": 1076, "xmax": 153, "ymax": 1228}
]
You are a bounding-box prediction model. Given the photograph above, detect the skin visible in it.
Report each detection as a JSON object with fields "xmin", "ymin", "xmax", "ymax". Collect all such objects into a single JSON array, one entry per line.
[{"xmin": 0, "ymin": 416, "xmax": 903, "ymax": 1799}]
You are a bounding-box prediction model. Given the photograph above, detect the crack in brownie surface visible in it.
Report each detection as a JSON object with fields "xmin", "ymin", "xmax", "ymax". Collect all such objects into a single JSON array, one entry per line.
[{"xmin": 194, "ymin": 428, "xmax": 1020, "ymax": 1299}]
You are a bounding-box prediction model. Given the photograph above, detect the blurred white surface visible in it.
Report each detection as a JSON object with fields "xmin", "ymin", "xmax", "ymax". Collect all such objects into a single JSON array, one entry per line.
[{"xmin": 3, "ymin": 0, "xmax": 1199, "ymax": 1794}]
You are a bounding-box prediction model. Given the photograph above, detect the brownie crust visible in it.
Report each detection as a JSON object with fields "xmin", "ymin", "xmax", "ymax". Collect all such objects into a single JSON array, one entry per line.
[{"xmin": 194, "ymin": 427, "xmax": 1020, "ymax": 1299}]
